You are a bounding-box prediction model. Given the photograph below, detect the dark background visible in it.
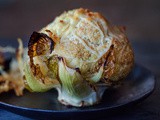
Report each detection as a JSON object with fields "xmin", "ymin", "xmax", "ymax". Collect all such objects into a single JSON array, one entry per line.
[
  {"xmin": 0, "ymin": 0, "xmax": 160, "ymax": 120},
  {"xmin": 0, "ymin": 0, "xmax": 160, "ymax": 41}
]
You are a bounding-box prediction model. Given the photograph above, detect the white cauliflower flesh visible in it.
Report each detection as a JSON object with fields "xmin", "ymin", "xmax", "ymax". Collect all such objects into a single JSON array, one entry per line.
[{"xmin": 24, "ymin": 8, "xmax": 134, "ymax": 107}]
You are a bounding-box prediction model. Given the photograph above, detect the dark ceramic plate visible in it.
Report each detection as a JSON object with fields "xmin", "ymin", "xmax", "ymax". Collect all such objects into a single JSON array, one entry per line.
[{"xmin": 0, "ymin": 64, "xmax": 155, "ymax": 119}]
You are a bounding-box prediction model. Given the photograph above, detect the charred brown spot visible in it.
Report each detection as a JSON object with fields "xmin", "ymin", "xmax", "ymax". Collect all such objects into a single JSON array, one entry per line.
[
  {"xmin": 45, "ymin": 30, "xmax": 54, "ymax": 38},
  {"xmin": 34, "ymin": 64, "xmax": 46, "ymax": 83},
  {"xmin": 23, "ymin": 75, "xmax": 26, "ymax": 80},
  {"xmin": 57, "ymin": 56, "xmax": 63, "ymax": 61},
  {"xmin": 59, "ymin": 20, "xmax": 64, "ymax": 23},
  {"xmin": 102, "ymin": 44, "xmax": 117, "ymax": 83},
  {"xmin": 104, "ymin": 45, "xmax": 114, "ymax": 66},
  {"xmin": 88, "ymin": 12, "xmax": 93, "ymax": 17},
  {"xmin": 45, "ymin": 29, "xmax": 52, "ymax": 34},
  {"xmin": 28, "ymin": 31, "xmax": 54, "ymax": 58},
  {"xmin": 75, "ymin": 68, "xmax": 81, "ymax": 74},
  {"xmin": 28, "ymin": 31, "xmax": 54, "ymax": 78}
]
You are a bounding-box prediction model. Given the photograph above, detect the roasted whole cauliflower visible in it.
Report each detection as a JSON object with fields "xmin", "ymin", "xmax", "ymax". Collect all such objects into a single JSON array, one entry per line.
[{"xmin": 24, "ymin": 8, "xmax": 134, "ymax": 107}]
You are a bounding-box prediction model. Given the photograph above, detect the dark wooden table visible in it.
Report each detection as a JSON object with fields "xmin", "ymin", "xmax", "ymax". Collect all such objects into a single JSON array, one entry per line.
[{"xmin": 0, "ymin": 0, "xmax": 160, "ymax": 120}]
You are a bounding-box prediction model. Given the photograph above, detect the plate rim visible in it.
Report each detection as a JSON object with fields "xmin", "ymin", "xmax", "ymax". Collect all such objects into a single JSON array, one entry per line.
[{"xmin": 0, "ymin": 64, "xmax": 156, "ymax": 114}]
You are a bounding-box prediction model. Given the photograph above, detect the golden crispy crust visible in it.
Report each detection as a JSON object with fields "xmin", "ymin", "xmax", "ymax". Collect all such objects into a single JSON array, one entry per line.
[
  {"xmin": 91, "ymin": 26, "xmax": 134, "ymax": 84},
  {"xmin": 41, "ymin": 8, "xmax": 134, "ymax": 83},
  {"xmin": 103, "ymin": 26, "xmax": 134, "ymax": 83}
]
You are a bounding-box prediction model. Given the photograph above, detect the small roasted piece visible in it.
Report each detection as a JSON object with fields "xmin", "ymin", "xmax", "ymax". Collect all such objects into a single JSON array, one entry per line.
[
  {"xmin": 24, "ymin": 8, "xmax": 134, "ymax": 107},
  {"xmin": 0, "ymin": 39, "xmax": 25, "ymax": 96}
]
